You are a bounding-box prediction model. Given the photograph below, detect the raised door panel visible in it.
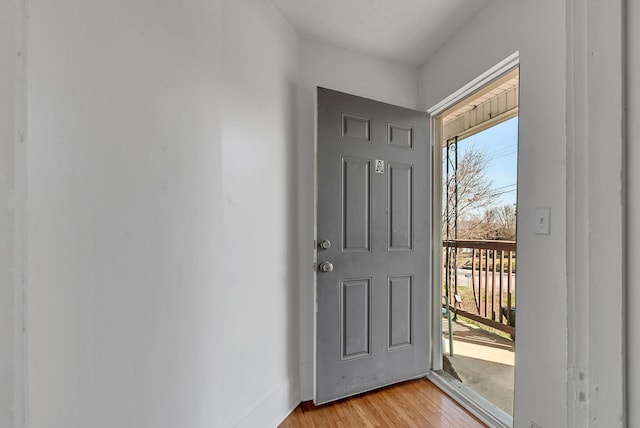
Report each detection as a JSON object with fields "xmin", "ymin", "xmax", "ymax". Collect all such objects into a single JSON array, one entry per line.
[
  {"xmin": 388, "ymin": 163, "xmax": 413, "ymax": 252},
  {"xmin": 388, "ymin": 275, "xmax": 413, "ymax": 350},
  {"xmin": 341, "ymin": 278, "xmax": 372, "ymax": 360},
  {"xmin": 342, "ymin": 157, "xmax": 371, "ymax": 253}
]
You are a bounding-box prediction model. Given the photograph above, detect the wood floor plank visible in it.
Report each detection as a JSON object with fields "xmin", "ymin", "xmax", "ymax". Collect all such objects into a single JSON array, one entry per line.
[{"xmin": 279, "ymin": 379, "xmax": 486, "ymax": 427}]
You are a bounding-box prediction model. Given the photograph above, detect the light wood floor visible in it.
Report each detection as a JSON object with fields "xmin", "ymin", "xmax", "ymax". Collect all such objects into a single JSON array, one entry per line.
[{"xmin": 279, "ymin": 379, "xmax": 486, "ymax": 427}]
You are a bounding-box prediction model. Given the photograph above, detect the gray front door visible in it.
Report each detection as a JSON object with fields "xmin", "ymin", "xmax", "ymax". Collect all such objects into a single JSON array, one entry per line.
[{"xmin": 316, "ymin": 88, "xmax": 431, "ymax": 404}]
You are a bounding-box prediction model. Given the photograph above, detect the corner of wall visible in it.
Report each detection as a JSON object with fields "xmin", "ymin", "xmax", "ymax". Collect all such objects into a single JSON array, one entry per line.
[
  {"xmin": 627, "ymin": 1, "xmax": 640, "ymax": 426},
  {"xmin": 233, "ymin": 374, "xmax": 301, "ymax": 428},
  {"xmin": 0, "ymin": 0, "xmax": 16, "ymax": 424},
  {"xmin": 565, "ymin": 0, "xmax": 627, "ymax": 426},
  {"xmin": 2, "ymin": 0, "xmax": 27, "ymax": 425}
]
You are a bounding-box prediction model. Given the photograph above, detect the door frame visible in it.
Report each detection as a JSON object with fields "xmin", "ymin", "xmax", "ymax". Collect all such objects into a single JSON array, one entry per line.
[{"xmin": 425, "ymin": 51, "xmax": 520, "ymax": 428}]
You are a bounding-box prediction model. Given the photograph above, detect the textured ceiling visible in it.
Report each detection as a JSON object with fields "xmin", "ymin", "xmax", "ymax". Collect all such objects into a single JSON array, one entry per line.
[{"xmin": 270, "ymin": 0, "xmax": 491, "ymax": 66}]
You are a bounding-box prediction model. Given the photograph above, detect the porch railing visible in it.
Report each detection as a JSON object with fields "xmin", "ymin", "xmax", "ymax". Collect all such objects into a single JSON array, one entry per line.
[{"xmin": 442, "ymin": 239, "xmax": 516, "ymax": 336}]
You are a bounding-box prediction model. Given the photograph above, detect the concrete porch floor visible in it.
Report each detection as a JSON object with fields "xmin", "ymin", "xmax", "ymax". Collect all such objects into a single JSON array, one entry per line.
[{"xmin": 443, "ymin": 317, "xmax": 515, "ymax": 415}]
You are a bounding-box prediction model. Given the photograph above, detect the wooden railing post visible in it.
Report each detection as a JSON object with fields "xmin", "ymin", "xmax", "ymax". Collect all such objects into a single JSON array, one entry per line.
[
  {"xmin": 499, "ymin": 250, "xmax": 504, "ymax": 323},
  {"xmin": 507, "ymin": 250, "xmax": 513, "ymax": 326},
  {"xmin": 483, "ymin": 248, "xmax": 488, "ymax": 318},
  {"xmin": 491, "ymin": 250, "xmax": 497, "ymax": 320}
]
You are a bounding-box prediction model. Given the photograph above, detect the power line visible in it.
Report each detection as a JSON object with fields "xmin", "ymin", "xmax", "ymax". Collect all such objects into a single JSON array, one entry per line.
[
  {"xmin": 487, "ymin": 150, "xmax": 518, "ymax": 165},
  {"xmin": 489, "ymin": 183, "xmax": 517, "ymax": 191},
  {"xmin": 487, "ymin": 146, "xmax": 517, "ymax": 157},
  {"xmin": 491, "ymin": 189, "xmax": 517, "ymax": 197}
]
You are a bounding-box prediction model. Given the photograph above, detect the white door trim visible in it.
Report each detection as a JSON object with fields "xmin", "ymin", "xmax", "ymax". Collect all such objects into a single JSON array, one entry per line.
[
  {"xmin": 427, "ymin": 51, "xmax": 520, "ymax": 116},
  {"xmin": 426, "ymin": 51, "xmax": 519, "ymax": 425}
]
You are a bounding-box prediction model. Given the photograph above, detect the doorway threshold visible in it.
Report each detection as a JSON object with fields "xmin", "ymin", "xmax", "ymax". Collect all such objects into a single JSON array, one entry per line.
[{"xmin": 427, "ymin": 371, "xmax": 512, "ymax": 428}]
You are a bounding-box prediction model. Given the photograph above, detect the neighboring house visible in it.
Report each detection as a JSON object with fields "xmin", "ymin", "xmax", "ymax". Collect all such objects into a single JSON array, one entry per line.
[{"xmin": 0, "ymin": 0, "xmax": 637, "ymax": 427}]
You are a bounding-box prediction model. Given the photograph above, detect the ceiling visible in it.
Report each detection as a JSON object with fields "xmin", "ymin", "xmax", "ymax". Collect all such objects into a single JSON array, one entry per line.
[
  {"xmin": 443, "ymin": 69, "xmax": 519, "ymax": 124},
  {"xmin": 269, "ymin": 0, "xmax": 491, "ymax": 66}
]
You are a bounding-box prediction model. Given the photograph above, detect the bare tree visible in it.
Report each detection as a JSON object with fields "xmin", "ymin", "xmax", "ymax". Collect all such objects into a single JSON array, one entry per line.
[
  {"xmin": 443, "ymin": 144, "xmax": 498, "ymax": 239},
  {"xmin": 494, "ymin": 204, "xmax": 516, "ymax": 238},
  {"xmin": 466, "ymin": 204, "xmax": 517, "ymax": 240}
]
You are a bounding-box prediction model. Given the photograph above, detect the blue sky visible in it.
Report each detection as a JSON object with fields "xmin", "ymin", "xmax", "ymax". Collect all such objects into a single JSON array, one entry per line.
[{"xmin": 456, "ymin": 116, "xmax": 519, "ymax": 207}]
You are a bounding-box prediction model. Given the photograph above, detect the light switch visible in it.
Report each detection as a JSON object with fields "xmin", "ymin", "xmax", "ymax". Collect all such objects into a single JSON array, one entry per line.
[{"xmin": 535, "ymin": 207, "xmax": 551, "ymax": 235}]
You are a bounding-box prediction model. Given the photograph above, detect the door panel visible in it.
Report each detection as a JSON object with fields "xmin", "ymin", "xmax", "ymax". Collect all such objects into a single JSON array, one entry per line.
[
  {"xmin": 388, "ymin": 163, "xmax": 413, "ymax": 251},
  {"xmin": 316, "ymin": 88, "xmax": 431, "ymax": 404},
  {"xmin": 388, "ymin": 275, "xmax": 413, "ymax": 350},
  {"xmin": 340, "ymin": 278, "xmax": 371, "ymax": 360},
  {"xmin": 341, "ymin": 157, "xmax": 371, "ymax": 252}
]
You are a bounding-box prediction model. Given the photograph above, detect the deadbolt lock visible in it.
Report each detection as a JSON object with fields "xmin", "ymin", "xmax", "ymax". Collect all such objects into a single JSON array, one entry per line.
[
  {"xmin": 318, "ymin": 261, "xmax": 334, "ymax": 273},
  {"xmin": 318, "ymin": 239, "xmax": 331, "ymax": 250}
]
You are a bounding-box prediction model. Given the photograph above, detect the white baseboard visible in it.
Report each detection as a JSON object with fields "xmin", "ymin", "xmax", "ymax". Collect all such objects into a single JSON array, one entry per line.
[{"xmin": 232, "ymin": 375, "xmax": 301, "ymax": 428}]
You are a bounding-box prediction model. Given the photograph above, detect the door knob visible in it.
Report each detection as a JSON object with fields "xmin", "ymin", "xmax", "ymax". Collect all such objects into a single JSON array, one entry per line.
[
  {"xmin": 318, "ymin": 261, "xmax": 334, "ymax": 273},
  {"xmin": 318, "ymin": 239, "xmax": 331, "ymax": 250}
]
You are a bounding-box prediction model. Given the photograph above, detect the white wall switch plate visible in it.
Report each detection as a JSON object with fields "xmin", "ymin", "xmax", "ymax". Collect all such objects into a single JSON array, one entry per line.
[{"xmin": 535, "ymin": 207, "xmax": 551, "ymax": 235}]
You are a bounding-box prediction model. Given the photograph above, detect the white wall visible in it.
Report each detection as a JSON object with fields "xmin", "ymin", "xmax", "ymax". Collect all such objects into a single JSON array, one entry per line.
[
  {"xmin": 0, "ymin": 0, "xmax": 16, "ymax": 426},
  {"xmin": 12, "ymin": 1, "xmax": 634, "ymax": 427},
  {"xmin": 419, "ymin": 1, "xmax": 568, "ymax": 427},
  {"xmin": 421, "ymin": 1, "xmax": 629, "ymax": 426},
  {"xmin": 296, "ymin": 36, "xmax": 420, "ymax": 399},
  {"xmin": 628, "ymin": 0, "xmax": 640, "ymax": 425},
  {"xmin": 26, "ymin": 0, "xmax": 299, "ymax": 427}
]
